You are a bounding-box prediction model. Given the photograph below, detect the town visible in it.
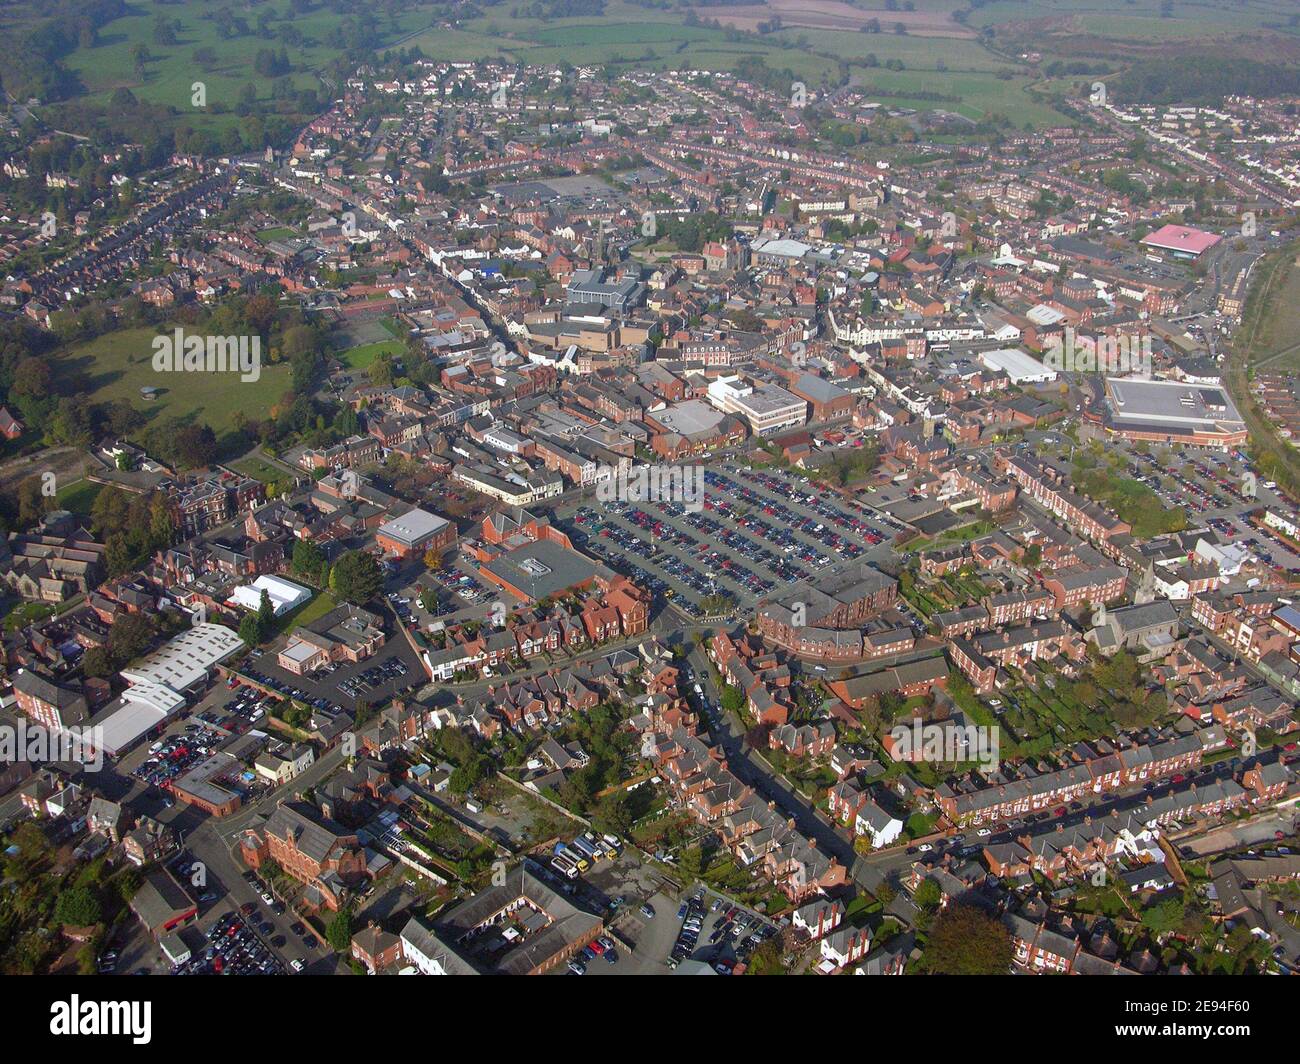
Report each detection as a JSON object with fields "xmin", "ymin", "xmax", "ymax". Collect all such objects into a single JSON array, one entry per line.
[{"xmin": 0, "ymin": 0, "xmax": 1299, "ymax": 987}]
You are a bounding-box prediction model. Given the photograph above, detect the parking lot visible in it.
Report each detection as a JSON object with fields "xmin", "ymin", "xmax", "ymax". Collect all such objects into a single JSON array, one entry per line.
[
  {"xmin": 1119, "ymin": 444, "xmax": 1300, "ymax": 573},
  {"xmin": 163, "ymin": 852, "xmax": 330, "ymax": 976},
  {"xmin": 524, "ymin": 833, "xmax": 779, "ymax": 976},
  {"xmin": 391, "ymin": 557, "xmax": 498, "ymax": 625},
  {"xmin": 556, "ymin": 463, "xmax": 902, "ymax": 619},
  {"xmin": 240, "ymin": 626, "xmax": 425, "ymax": 714}
]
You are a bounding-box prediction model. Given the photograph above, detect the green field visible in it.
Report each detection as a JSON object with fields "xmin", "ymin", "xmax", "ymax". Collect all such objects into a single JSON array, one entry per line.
[
  {"xmin": 257, "ymin": 227, "xmax": 299, "ymax": 245},
  {"xmin": 53, "ymin": 478, "xmax": 106, "ymax": 516},
  {"xmin": 336, "ymin": 340, "xmax": 405, "ymax": 371},
  {"xmin": 231, "ymin": 456, "xmax": 296, "ymax": 485},
  {"xmin": 52, "ymin": 2, "xmax": 439, "ymax": 114},
  {"xmin": 393, "ymin": 3, "xmax": 1072, "ymax": 123},
  {"xmin": 275, "ymin": 589, "xmax": 338, "ymax": 636},
  {"xmin": 15, "ymin": 0, "xmax": 1300, "ymax": 144},
  {"xmin": 969, "ymin": 0, "xmax": 1300, "ymax": 35},
  {"xmin": 57, "ymin": 325, "xmax": 293, "ymax": 434}
]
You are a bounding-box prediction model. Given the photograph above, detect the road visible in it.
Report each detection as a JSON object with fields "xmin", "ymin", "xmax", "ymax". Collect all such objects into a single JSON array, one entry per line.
[
  {"xmin": 684, "ymin": 644, "xmax": 859, "ymax": 872},
  {"xmin": 180, "ymin": 745, "xmax": 349, "ymax": 974}
]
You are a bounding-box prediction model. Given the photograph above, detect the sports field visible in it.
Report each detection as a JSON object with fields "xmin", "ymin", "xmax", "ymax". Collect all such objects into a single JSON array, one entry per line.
[{"xmin": 56, "ymin": 326, "xmax": 293, "ymax": 433}]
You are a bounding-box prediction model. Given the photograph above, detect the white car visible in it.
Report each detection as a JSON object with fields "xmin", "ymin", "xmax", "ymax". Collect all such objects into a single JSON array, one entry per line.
[
  {"xmin": 916, "ymin": 843, "xmax": 933, "ymax": 853},
  {"xmin": 976, "ymin": 828, "xmax": 992, "ymax": 837},
  {"xmin": 291, "ymin": 959, "xmax": 305, "ymax": 972}
]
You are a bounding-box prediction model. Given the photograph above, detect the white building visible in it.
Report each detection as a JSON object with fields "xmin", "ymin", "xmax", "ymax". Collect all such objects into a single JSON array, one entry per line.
[
  {"xmin": 977, "ymin": 348, "xmax": 1058, "ymax": 385},
  {"xmin": 855, "ymin": 801, "xmax": 904, "ymax": 849},
  {"xmin": 230, "ymin": 574, "xmax": 312, "ymax": 616},
  {"xmin": 705, "ymin": 375, "xmax": 807, "ymax": 435}
]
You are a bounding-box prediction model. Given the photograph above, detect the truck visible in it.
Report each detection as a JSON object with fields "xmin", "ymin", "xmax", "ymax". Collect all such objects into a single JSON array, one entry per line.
[
  {"xmin": 583, "ymin": 832, "xmax": 616, "ymax": 860},
  {"xmin": 571, "ymin": 835, "xmax": 602, "ymax": 862},
  {"xmin": 558, "ymin": 845, "xmax": 589, "ymax": 871}
]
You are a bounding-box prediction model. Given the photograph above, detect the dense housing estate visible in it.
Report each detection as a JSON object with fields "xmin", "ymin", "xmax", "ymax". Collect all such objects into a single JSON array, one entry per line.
[{"xmin": 0, "ymin": 19, "xmax": 1298, "ymax": 992}]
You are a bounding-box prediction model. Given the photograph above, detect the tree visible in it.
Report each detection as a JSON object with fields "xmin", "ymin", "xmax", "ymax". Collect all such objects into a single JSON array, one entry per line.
[
  {"xmin": 11, "ymin": 357, "xmax": 53, "ymax": 402},
  {"xmin": 591, "ymin": 793, "xmax": 633, "ymax": 837},
  {"xmin": 54, "ymin": 886, "xmax": 102, "ymax": 927},
  {"xmin": 91, "ymin": 484, "xmax": 132, "ymax": 538},
  {"xmin": 292, "ymin": 538, "xmax": 326, "ymax": 581},
  {"xmin": 82, "ymin": 646, "xmax": 114, "ymax": 679},
  {"xmin": 148, "ymin": 493, "xmax": 174, "ymax": 547},
  {"xmin": 450, "ymin": 754, "xmax": 492, "ymax": 795},
  {"xmin": 15, "ymin": 476, "xmax": 50, "ymax": 528},
  {"xmin": 920, "ymin": 903, "xmax": 1013, "ymax": 974},
  {"xmin": 108, "ymin": 613, "xmax": 154, "ymax": 665},
  {"xmin": 325, "ymin": 907, "xmax": 353, "ymax": 953},
  {"xmin": 238, "ymin": 612, "xmax": 263, "ymax": 647},
  {"xmin": 173, "ymin": 424, "xmax": 218, "ymax": 469},
  {"xmin": 330, "ymin": 550, "xmax": 383, "ymax": 605},
  {"xmin": 257, "ymin": 588, "xmax": 276, "ymax": 634}
]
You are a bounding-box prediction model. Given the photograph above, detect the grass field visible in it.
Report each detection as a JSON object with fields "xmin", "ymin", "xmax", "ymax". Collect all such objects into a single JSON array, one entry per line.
[
  {"xmin": 275, "ymin": 589, "xmax": 338, "ymax": 636},
  {"xmin": 54, "ymin": 478, "xmax": 106, "ymax": 517},
  {"xmin": 396, "ymin": 2, "xmax": 1072, "ymax": 123},
  {"xmin": 1244, "ymin": 252, "xmax": 1300, "ymax": 375},
  {"xmin": 231, "ymin": 456, "xmax": 295, "ymax": 485},
  {"xmin": 57, "ymin": 325, "xmax": 293, "ymax": 435},
  {"xmin": 969, "ymin": 0, "xmax": 1300, "ymax": 36},
  {"xmin": 257, "ymin": 227, "xmax": 299, "ymax": 245},
  {"xmin": 335, "ymin": 340, "xmax": 405, "ymax": 371},
  {"xmin": 52, "ymin": 2, "xmax": 439, "ymax": 113},
  {"xmin": 18, "ymin": 0, "xmax": 1300, "ymax": 143}
]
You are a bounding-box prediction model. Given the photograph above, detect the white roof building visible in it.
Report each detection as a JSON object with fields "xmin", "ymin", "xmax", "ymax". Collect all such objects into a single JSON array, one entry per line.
[
  {"xmin": 977, "ymin": 348, "xmax": 1058, "ymax": 384},
  {"xmin": 119, "ymin": 623, "xmax": 245, "ymax": 694},
  {"xmin": 230, "ymin": 574, "xmax": 312, "ymax": 616}
]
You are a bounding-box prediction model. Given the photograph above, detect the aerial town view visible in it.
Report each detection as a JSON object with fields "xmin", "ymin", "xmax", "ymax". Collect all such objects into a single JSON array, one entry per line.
[{"xmin": 3, "ymin": 0, "xmax": 1300, "ymax": 1023}]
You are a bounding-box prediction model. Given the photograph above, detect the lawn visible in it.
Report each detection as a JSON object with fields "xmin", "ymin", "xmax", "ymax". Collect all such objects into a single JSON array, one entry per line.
[
  {"xmin": 2, "ymin": 599, "xmax": 55, "ymax": 632},
  {"xmin": 257, "ymin": 227, "xmax": 298, "ymax": 245},
  {"xmin": 56, "ymin": 325, "xmax": 293, "ymax": 437},
  {"xmin": 231, "ymin": 456, "xmax": 296, "ymax": 485},
  {"xmin": 53, "ymin": 478, "xmax": 106, "ymax": 517},
  {"xmin": 336, "ymin": 340, "xmax": 405, "ymax": 371},
  {"xmin": 274, "ymin": 590, "xmax": 338, "ymax": 636}
]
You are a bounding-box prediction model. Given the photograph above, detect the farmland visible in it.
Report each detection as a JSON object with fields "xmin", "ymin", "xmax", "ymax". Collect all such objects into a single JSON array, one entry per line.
[{"xmin": 24, "ymin": 0, "xmax": 1295, "ymax": 138}]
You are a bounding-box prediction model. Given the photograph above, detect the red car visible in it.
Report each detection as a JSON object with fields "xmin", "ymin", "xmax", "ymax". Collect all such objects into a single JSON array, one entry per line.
[{"xmin": 1053, "ymin": 807, "xmax": 1066, "ymax": 817}]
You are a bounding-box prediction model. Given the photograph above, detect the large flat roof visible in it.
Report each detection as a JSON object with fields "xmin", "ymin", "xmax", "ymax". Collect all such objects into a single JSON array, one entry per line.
[
  {"xmin": 1106, "ymin": 377, "xmax": 1243, "ymax": 429},
  {"xmin": 89, "ymin": 691, "xmax": 177, "ymax": 757},
  {"xmin": 119, "ymin": 623, "xmax": 244, "ymax": 693},
  {"xmin": 378, "ymin": 507, "xmax": 450, "ymax": 547},
  {"xmin": 650, "ymin": 399, "xmax": 727, "ymax": 438},
  {"xmin": 1141, "ymin": 224, "xmax": 1222, "ymax": 256},
  {"xmin": 480, "ymin": 539, "xmax": 601, "ymax": 602},
  {"xmin": 979, "ymin": 348, "xmax": 1058, "ymax": 383}
]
